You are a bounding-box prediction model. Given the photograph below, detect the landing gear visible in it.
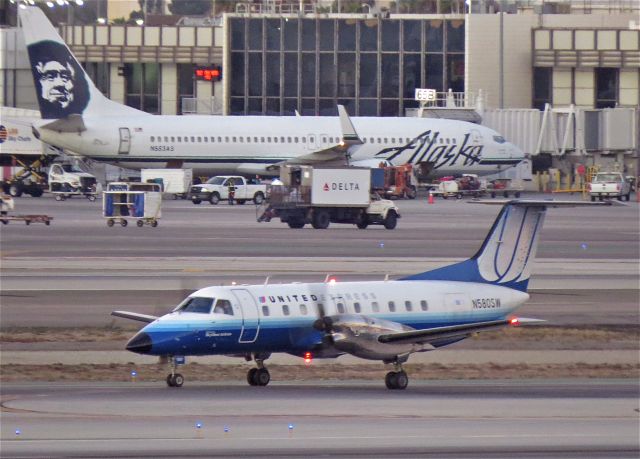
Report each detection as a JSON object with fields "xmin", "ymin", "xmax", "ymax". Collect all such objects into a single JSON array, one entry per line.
[
  {"xmin": 166, "ymin": 373, "xmax": 184, "ymax": 387},
  {"xmin": 384, "ymin": 359, "xmax": 409, "ymax": 390},
  {"xmin": 166, "ymin": 356, "xmax": 184, "ymax": 388},
  {"xmin": 246, "ymin": 353, "xmax": 271, "ymax": 386}
]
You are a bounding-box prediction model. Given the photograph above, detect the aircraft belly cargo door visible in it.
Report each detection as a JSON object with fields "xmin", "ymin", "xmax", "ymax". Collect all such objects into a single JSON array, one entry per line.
[
  {"xmin": 232, "ymin": 289, "xmax": 260, "ymax": 343},
  {"xmin": 118, "ymin": 127, "xmax": 131, "ymax": 154}
]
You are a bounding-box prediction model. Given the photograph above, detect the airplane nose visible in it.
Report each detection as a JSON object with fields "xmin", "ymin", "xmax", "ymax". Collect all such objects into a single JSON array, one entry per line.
[{"xmin": 126, "ymin": 332, "xmax": 152, "ymax": 354}]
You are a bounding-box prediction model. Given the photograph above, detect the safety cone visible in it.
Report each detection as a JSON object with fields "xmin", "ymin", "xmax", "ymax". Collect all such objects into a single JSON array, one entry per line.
[{"xmin": 428, "ymin": 191, "xmax": 434, "ymax": 204}]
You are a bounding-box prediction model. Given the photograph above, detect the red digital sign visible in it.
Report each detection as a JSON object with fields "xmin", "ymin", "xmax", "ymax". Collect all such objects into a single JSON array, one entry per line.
[{"xmin": 195, "ymin": 67, "xmax": 222, "ymax": 81}]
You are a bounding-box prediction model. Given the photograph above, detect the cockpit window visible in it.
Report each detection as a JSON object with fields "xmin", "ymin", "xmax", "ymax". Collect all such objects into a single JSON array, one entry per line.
[
  {"xmin": 213, "ymin": 299, "xmax": 234, "ymax": 316},
  {"xmin": 493, "ymin": 135, "xmax": 506, "ymax": 144},
  {"xmin": 176, "ymin": 297, "xmax": 214, "ymax": 314}
]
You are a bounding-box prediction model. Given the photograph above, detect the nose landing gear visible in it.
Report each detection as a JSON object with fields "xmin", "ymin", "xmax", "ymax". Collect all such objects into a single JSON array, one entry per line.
[{"xmin": 165, "ymin": 356, "xmax": 184, "ymax": 388}]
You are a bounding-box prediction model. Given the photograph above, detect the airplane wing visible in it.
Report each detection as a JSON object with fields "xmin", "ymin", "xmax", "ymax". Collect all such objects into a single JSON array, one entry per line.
[
  {"xmin": 378, "ymin": 317, "xmax": 544, "ymax": 346},
  {"xmin": 270, "ymin": 105, "xmax": 363, "ymax": 168},
  {"xmin": 111, "ymin": 310, "xmax": 158, "ymax": 323}
]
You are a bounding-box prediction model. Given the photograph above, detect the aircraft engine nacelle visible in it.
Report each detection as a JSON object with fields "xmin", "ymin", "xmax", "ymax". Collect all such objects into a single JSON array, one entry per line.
[{"xmin": 317, "ymin": 314, "xmax": 428, "ymax": 361}]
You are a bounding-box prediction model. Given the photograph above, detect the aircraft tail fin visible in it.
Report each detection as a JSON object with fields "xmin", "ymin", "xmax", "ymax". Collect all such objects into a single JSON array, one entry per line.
[
  {"xmin": 401, "ymin": 200, "xmax": 611, "ymax": 292},
  {"xmin": 19, "ymin": 7, "xmax": 144, "ymax": 120}
]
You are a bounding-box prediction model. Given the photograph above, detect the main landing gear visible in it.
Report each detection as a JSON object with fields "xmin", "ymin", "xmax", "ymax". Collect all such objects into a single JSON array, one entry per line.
[
  {"xmin": 166, "ymin": 356, "xmax": 184, "ymax": 388},
  {"xmin": 385, "ymin": 359, "xmax": 409, "ymax": 390},
  {"xmin": 246, "ymin": 353, "xmax": 271, "ymax": 386}
]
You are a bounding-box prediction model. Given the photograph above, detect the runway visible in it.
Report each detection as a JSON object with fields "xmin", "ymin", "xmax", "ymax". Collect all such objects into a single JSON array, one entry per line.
[
  {"xmin": 1, "ymin": 380, "xmax": 638, "ymax": 458},
  {"xmin": 1, "ymin": 194, "xmax": 638, "ymax": 457}
]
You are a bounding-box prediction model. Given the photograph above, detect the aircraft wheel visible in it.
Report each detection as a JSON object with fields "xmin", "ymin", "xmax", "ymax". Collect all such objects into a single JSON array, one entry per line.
[
  {"xmin": 385, "ymin": 371, "xmax": 397, "ymax": 389},
  {"xmin": 247, "ymin": 368, "xmax": 258, "ymax": 386},
  {"xmin": 385, "ymin": 371, "xmax": 408, "ymax": 390},
  {"xmin": 120, "ymin": 219, "xmax": 128, "ymax": 227},
  {"xmin": 254, "ymin": 368, "xmax": 270, "ymax": 386},
  {"xmin": 166, "ymin": 374, "xmax": 175, "ymax": 387},
  {"xmin": 394, "ymin": 371, "xmax": 409, "ymax": 390},
  {"xmin": 136, "ymin": 220, "xmax": 144, "ymax": 227},
  {"xmin": 172, "ymin": 373, "xmax": 184, "ymax": 387}
]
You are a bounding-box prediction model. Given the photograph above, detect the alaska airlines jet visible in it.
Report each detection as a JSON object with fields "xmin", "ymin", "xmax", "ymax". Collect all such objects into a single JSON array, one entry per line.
[
  {"xmin": 113, "ymin": 200, "xmax": 606, "ymax": 389},
  {"xmin": 19, "ymin": 7, "xmax": 524, "ymax": 178}
]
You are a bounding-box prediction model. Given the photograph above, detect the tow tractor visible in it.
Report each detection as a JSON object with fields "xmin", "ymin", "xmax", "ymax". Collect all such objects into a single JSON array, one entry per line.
[{"xmin": 378, "ymin": 164, "xmax": 418, "ymax": 200}]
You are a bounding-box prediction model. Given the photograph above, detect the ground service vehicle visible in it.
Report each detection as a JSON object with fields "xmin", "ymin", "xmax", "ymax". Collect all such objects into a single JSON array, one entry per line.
[
  {"xmin": 141, "ymin": 168, "xmax": 193, "ymax": 200},
  {"xmin": 190, "ymin": 176, "xmax": 266, "ymax": 205},
  {"xmin": 48, "ymin": 163, "xmax": 97, "ymax": 201},
  {"xmin": 379, "ymin": 164, "xmax": 418, "ymax": 200},
  {"xmin": 588, "ymin": 172, "xmax": 632, "ymax": 201},
  {"xmin": 103, "ymin": 182, "xmax": 162, "ymax": 227},
  {"xmin": 258, "ymin": 166, "xmax": 400, "ymax": 229}
]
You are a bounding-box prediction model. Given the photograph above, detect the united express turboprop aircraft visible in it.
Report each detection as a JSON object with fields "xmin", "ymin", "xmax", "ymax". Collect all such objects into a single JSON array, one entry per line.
[
  {"xmin": 113, "ymin": 200, "xmax": 607, "ymax": 390},
  {"xmin": 19, "ymin": 7, "xmax": 524, "ymax": 178}
]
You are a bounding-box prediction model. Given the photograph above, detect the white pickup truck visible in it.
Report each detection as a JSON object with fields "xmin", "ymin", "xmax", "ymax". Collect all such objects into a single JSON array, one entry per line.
[
  {"xmin": 190, "ymin": 176, "xmax": 267, "ymax": 205},
  {"xmin": 588, "ymin": 172, "xmax": 632, "ymax": 201}
]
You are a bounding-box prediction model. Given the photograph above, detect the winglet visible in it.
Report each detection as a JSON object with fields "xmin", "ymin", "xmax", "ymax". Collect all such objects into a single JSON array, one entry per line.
[{"xmin": 338, "ymin": 105, "xmax": 362, "ymax": 145}]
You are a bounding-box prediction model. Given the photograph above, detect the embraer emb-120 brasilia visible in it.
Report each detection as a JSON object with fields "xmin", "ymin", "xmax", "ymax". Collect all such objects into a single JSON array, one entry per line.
[
  {"xmin": 19, "ymin": 7, "xmax": 524, "ymax": 178},
  {"xmin": 112, "ymin": 200, "xmax": 609, "ymax": 390}
]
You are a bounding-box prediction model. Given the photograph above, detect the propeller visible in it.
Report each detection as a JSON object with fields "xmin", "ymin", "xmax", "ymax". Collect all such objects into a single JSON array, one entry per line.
[{"xmin": 313, "ymin": 303, "xmax": 336, "ymax": 345}]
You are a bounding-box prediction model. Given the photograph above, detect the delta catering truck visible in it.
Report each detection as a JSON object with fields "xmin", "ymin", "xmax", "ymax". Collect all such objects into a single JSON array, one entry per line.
[{"xmin": 258, "ymin": 166, "xmax": 400, "ymax": 229}]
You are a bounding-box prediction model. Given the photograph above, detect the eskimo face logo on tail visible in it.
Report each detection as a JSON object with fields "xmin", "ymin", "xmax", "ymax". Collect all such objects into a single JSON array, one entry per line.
[{"xmin": 27, "ymin": 41, "xmax": 89, "ymax": 119}]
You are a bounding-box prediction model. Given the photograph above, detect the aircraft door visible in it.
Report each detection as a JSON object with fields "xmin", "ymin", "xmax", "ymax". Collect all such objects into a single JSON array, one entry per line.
[
  {"xmin": 118, "ymin": 128, "xmax": 131, "ymax": 154},
  {"xmin": 231, "ymin": 289, "xmax": 260, "ymax": 343},
  {"xmin": 306, "ymin": 134, "xmax": 318, "ymax": 151}
]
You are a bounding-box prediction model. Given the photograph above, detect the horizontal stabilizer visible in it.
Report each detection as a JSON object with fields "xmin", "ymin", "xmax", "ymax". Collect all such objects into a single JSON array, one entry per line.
[
  {"xmin": 111, "ymin": 311, "xmax": 158, "ymax": 323},
  {"xmin": 469, "ymin": 199, "xmax": 613, "ymax": 208},
  {"xmin": 40, "ymin": 114, "xmax": 86, "ymax": 133}
]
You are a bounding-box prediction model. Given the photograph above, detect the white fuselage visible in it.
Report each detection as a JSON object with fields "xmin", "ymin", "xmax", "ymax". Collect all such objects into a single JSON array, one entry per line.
[
  {"xmin": 34, "ymin": 115, "xmax": 524, "ymax": 177},
  {"xmin": 137, "ymin": 279, "xmax": 529, "ymax": 358}
]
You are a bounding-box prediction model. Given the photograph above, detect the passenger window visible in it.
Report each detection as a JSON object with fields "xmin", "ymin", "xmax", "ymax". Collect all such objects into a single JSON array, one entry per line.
[
  {"xmin": 177, "ymin": 136, "xmax": 182, "ymax": 142},
  {"xmin": 262, "ymin": 305, "xmax": 270, "ymax": 316},
  {"xmin": 287, "ymin": 137, "xmax": 292, "ymax": 142},
  {"xmin": 164, "ymin": 136, "xmax": 168, "ymax": 142},
  {"xmin": 405, "ymin": 300, "xmax": 412, "ymax": 312},
  {"xmin": 171, "ymin": 136, "xmax": 175, "ymax": 142},
  {"xmin": 225, "ymin": 136, "xmax": 229, "ymax": 142},
  {"xmin": 391, "ymin": 137, "xmax": 396, "ymax": 143},
  {"xmin": 211, "ymin": 137, "xmax": 215, "ymax": 142},
  {"xmin": 267, "ymin": 137, "xmax": 272, "ymax": 142},
  {"xmin": 282, "ymin": 305, "xmax": 290, "ymax": 316},
  {"xmin": 254, "ymin": 137, "xmax": 259, "ymax": 142},
  {"xmin": 300, "ymin": 304, "xmax": 308, "ymax": 315},
  {"xmin": 246, "ymin": 137, "xmax": 251, "ymax": 143},
  {"xmin": 388, "ymin": 301, "xmax": 396, "ymax": 312},
  {"xmin": 150, "ymin": 136, "xmax": 155, "ymax": 142},
  {"xmin": 197, "ymin": 137, "xmax": 202, "ymax": 142},
  {"xmin": 322, "ymin": 136, "xmax": 327, "ymax": 143},
  {"xmin": 354, "ymin": 302, "xmax": 361, "ymax": 313},
  {"xmin": 274, "ymin": 137, "xmax": 278, "ymax": 143},
  {"xmin": 239, "ymin": 137, "xmax": 244, "ymax": 142},
  {"xmin": 191, "ymin": 136, "xmax": 195, "ymax": 142},
  {"xmin": 232, "ymin": 136, "xmax": 236, "ymax": 142},
  {"xmin": 337, "ymin": 302, "xmax": 345, "ymax": 314},
  {"xmin": 204, "ymin": 137, "xmax": 208, "ymax": 142},
  {"xmin": 371, "ymin": 301, "xmax": 380, "ymax": 313},
  {"xmin": 218, "ymin": 137, "xmax": 222, "ymax": 142},
  {"xmin": 384, "ymin": 138, "xmax": 388, "ymax": 143},
  {"xmin": 294, "ymin": 137, "xmax": 298, "ymax": 143},
  {"xmin": 213, "ymin": 299, "xmax": 233, "ymax": 315},
  {"xmin": 261, "ymin": 137, "xmax": 265, "ymax": 142},
  {"xmin": 420, "ymin": 300, "xmax": 428, "ymax": 311}
]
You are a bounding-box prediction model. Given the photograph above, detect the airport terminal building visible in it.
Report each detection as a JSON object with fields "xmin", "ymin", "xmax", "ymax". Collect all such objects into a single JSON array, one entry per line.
[{"xmin": 1, "ymin": 0, "xmax": 638, "ymax": 177}]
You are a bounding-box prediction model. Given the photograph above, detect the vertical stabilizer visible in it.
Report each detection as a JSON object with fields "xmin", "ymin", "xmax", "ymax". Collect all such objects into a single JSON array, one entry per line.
[
  {"xmin": 401, "ymin": 200, "xmax": 608, "ymax": 292},
  {"xmin": 19, "ymin": 7, "xmax": 145, "ymax": 120}
]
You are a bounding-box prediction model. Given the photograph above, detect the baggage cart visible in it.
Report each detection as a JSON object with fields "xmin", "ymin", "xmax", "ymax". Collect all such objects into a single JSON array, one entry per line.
[{"xmin": 103, "ymin": 182, "xmax": 162, "ymax": 227}]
